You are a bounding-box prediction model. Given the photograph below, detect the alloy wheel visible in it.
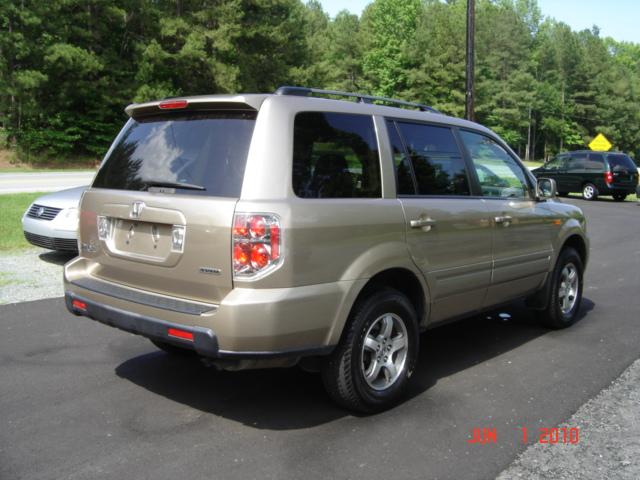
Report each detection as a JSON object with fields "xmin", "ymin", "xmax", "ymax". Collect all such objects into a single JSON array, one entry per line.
[
  {"xmin": 558, "ymin": 262, "xmax": 579, "ymax": 314},
  {"xmin": 361, "ymin": 313, "xmax": 408, "ymax": 391}
]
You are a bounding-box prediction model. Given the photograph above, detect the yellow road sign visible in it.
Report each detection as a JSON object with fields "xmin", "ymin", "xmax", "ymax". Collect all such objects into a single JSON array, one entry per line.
[{"xmin": 589, "ymin": 133, "xmax": 612, "ymax": 151}]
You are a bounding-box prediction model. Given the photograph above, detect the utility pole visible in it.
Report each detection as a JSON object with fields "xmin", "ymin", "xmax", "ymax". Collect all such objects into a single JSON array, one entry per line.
[
  {"xmin": 465, "ymin": 0, "xmax": 475, "ymax": 121},
  {"xmin": 525, "ymin": 105, "xmax": 532, "ymax": 161}
]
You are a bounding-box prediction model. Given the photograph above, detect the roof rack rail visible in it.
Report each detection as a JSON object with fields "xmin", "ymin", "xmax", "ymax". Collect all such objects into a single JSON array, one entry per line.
[{"xmin": 275, "ymin": 86, "xmax": 440, "ymax": 113}]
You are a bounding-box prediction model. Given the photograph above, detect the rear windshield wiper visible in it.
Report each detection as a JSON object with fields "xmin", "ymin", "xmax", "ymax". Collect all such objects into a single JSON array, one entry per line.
[{"xmin": 142, "ymin": 180, "xmax": 206, "ymax": 191}]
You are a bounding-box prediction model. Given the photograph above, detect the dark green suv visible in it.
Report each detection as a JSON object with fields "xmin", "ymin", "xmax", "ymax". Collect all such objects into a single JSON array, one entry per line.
[{"xmin": 533, "ymin": 150, "xmax": 639, "ymax": 201}]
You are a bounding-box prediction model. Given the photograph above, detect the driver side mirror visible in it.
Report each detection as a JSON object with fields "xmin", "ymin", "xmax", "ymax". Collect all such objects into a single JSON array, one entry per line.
[{"xmin": 537, "ymin": 177, "xmax": 557, "ymax": 199}]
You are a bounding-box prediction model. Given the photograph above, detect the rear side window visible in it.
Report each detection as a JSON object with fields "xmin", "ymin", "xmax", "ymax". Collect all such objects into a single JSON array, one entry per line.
[
  {"xmin": 93, "ymin": 112, "xmax": 256, "ymax": 197},
  {"xmin": 585, "ymin": 153, "xmax": 605, "ymax": 171},
  {"xmin": 395, "ymin": 122, "xmax": 470, "ymax": 196},
  {"xmin": 607, "ymin": 154, "xmax": 637, "ymax": 172},
  {"xmin": 293, "ymin": 112, "xmax": 381, "ymax": 198}
]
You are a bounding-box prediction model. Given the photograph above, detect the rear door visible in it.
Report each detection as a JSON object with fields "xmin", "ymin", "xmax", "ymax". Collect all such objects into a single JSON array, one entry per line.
[
  {"xmin": 584, "ymin": 153, "xmax": 606, "ymax": 189},
  {"xmin": 606, "ymin": 153, "xmax": 639, "ymax": 189},
  {"xmin": 458, "ymin": 130, "xmax": 554, "ymax": 307},
  {"xmin": 387, "ymin": 120, "xmax": 493, "ymax": 322},
  {"xmin": 564, "ymin": 152, "xmax": 587, "ymax": 192},
  {"xmin": 81, "ymin": 108, "xmax": 258, "ymax": 304}
]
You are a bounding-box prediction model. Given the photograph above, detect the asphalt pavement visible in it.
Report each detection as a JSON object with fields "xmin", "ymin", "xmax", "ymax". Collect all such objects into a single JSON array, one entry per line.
[
  {"xmin": 0, "ymin": 171, "xmax": 94, "ymax": 194},
  {"xmin": 1, "ymin": 198, "xmax": 639, "ymax": 480}
]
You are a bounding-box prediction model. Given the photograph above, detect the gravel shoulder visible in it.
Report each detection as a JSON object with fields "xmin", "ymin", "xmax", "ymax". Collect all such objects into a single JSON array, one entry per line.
[
  {"xmin": 0, "ymin": 248, "xmax": 74, "ymax": 304},
  {"xmin": 497, "ymin": 359, "xmax": 640, "ymax": 479}
]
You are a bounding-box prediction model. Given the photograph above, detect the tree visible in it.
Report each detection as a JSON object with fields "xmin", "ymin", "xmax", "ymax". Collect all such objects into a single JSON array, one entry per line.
[
  {"xmin": 360, "ymin": 0, "xmax": 421, "ymax": 97},
  {"xmin": 1, "ymin": 0, "xmax": 639, "ymax": 163}
]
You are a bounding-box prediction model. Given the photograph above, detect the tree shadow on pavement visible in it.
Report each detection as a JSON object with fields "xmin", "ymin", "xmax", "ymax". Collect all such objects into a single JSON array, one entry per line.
[{"xmin": 115, "ymin": 297, "xmax": 595, "ymax": 431}]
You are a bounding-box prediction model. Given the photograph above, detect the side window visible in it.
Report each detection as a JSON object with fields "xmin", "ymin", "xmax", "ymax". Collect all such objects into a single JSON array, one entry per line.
[
  {"xmin": 460, "ymin": 130, "xmax": 529, "ymax": 199},
  {"xmin": 585, "ymin": 153, "xmax": 605, "ymax": 171},
  {"xmin": 545, "ymin": 155, "xmax": 566, "ymax": 171},
  {"xmin": 567, "ymin": 153, "xmax": 587, "ymax": 172},
  {"xmin": 395, "ymin": 122, "xmax": 470, "ymax": 196},
  {"xmin": 386, "ymin": 120, "xmax": 415, "ymax": 195},
  {"xmin": 293, "ymin": 112, "xmax": 381, "ymax": 198}
]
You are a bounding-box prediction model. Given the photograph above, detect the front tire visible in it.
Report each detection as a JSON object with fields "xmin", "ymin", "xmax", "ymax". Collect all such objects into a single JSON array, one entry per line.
[
  {"xmin": 321, "ymin": 288, "xmax": 419, "ymax": 413},
  {"xmin": 582, "ymin": 183, "xmax": 598, "ymax": 201},
  {"xmin": 537, "ymin": 247, "xmax": 583, "ymax": 329}
]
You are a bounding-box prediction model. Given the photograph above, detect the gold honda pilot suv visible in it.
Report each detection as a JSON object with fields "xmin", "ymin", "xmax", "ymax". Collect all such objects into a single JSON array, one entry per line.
[{"xmin": 64, "ymin": 87, "xmax": 589, "ymax": 412}]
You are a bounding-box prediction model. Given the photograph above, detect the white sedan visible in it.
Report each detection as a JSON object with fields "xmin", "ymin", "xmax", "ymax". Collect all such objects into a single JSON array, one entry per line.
[{"xmin": 22, "ymin": 186, "xmax": 86, "ymax": 252}]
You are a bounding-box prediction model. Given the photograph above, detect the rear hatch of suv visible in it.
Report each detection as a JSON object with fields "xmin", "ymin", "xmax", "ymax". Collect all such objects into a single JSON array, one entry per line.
[
  {"xmin": 606, "ymin": 153, "xmax": 638, "ymax": 188},
  {"xmin": 79, "ymin": 102, "xmax": 258, "ymax": 305}
]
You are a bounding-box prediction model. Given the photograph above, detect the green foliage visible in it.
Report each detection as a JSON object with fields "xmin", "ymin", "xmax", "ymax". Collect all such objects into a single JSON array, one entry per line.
[
  {"xmin": 0, "ymin": 192, "xmax": 46, "ymax": 250},
  {"xmin": 361, "ymin": 0, "xmax": 421, "ymax": 97},
  {"xmin": 1, "ymin": 0, "xmax": 639, "ymax": 162}
]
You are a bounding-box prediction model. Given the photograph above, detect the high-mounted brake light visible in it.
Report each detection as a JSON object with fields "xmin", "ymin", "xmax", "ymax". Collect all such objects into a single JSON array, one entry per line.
[
  {"xmin": 604, "ymin": 171, "xmax": 613, "ymax": 184},
  {"xmin": 233, "ymin": 213, "xmax": 282, "ymax": 278},
  {"xmin": 159, "ymin": 99, "xmax": 188, "ymax": 110}
]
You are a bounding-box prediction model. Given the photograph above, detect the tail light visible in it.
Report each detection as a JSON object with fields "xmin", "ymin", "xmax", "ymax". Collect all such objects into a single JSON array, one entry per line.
[
  {"xmin": 97, "ymin": 215, "xmax": 111, "ymax": 240},
  {"xmin": 233, "ymin": 213, "xmax": 281, "ymax": 278},
  {"xmin": 604, "ymin": 171, "xmax": 613, "ymax": 184}
]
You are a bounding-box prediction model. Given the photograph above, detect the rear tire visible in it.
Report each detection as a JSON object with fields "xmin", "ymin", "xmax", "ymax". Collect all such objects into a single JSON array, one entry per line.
[
  {"xmin": 612, "ymin": 193, "xmax": 627, "ymax": 202},
  {"xmin": 582, "ymin": 183, "xmax": 598, "ymax": 201},
  {"xmin": 321, "ymin": 288, "xmax": 419, "ymax": 413},
  {"xmin": 537, "ymin": 247, "xmax": 583, "ymax": 329},
  {"xmin": 150, "ymin": 339, "xmax": 195, "ymax": 356}
]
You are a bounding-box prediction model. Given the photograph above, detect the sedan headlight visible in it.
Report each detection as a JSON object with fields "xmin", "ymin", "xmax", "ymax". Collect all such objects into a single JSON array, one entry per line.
[
  {"xmin": 61, "ymin": 208, "xmax": 79, "ymax": 221},
  {"xmin": 55, "ymin": 207, "xmax": 80, "ymax": 231}
]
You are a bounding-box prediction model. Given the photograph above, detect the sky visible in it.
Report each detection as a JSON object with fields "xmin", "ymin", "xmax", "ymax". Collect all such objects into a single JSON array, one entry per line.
[{"xmin": 319, "ymin": 0, "xmax": 640, "ymax": 44}]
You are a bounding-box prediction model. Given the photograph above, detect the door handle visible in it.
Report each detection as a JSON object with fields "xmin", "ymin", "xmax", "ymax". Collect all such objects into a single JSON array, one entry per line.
[
  {"xmin": 494, "ymin": 215, "xmax": 513, "ymax": 226},
  {"xmin": 410, "ymin": 218, "xmax": 436, "ymax": 231}
]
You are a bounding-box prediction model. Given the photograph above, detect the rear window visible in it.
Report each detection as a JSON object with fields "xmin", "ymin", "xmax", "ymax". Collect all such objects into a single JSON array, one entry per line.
[
  {"xmin": 606, "ymin": 154, "xmax": 637, "ymax": 173},
  {"xmin": 93, "ymin": 111, "xmax": 257, "ymax": 197},
  {"xmin": 293, "ymin": 112, "xmax": 381, "ymax": 198}
]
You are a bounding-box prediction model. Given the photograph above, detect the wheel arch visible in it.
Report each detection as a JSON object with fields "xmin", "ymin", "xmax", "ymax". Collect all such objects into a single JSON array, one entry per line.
[
  {"xmin": 326, "ymin": 267, "xmax": 430, "ymax": 346},
  {"xmin": 527, "ymin": 232, "xmax": 588, "ymax": 310},
  {"xmin": 562, "ymin": 234, "xmax": 588, "ymax": 267}
]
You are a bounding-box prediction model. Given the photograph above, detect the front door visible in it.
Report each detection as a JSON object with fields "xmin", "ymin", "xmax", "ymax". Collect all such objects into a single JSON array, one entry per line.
[
  {"xmin": 538, "ymin": 154, "xmax": 568, "ymax": 192},
  {"xmin": 386, "ymin": 120, "xmax": 493, "ymax": 322},
  {"xmin": 458, "ymin": 130, "xmax": 554, "ymax": 307}
]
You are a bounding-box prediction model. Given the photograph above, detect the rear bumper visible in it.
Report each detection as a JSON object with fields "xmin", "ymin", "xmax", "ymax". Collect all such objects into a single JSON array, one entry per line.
[
  {"xmin": 602, "ymin": 184, "xmax": 637, "ymax": 194},
  {"xmin": 64, "ymin": 291, "xmax": 336, "ymax": 359},
  {"xmin": 64, "ymin": 257, "xmax": 364, "ymax": 358},
  {"xmin": 65, "ymin": 292, "xmax": 219, "ymax": 357}
]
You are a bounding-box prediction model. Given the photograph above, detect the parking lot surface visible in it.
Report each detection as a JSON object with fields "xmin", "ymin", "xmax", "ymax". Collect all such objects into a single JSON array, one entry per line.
[{"xmin": 1, "ymin": 198, "xmax": 639, "ymax": 480}]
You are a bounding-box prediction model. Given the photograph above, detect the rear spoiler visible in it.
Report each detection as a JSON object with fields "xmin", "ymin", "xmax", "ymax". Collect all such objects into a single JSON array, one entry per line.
[{"xmin": 124, "ymin": 95, "xmax": 266, "ymax": 118}]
